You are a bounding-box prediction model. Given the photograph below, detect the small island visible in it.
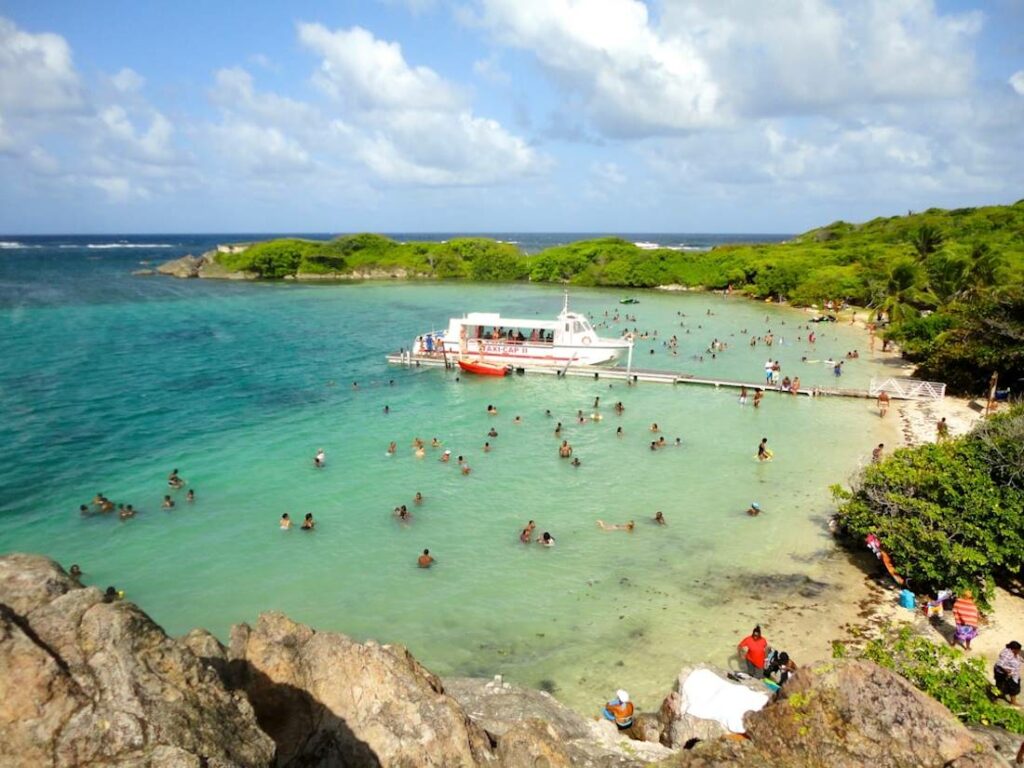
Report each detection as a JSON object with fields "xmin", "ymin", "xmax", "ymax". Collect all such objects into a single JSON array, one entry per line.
[{"xmin": 159, "ymin": 202, "xmax": 1024, "ymax": 397}]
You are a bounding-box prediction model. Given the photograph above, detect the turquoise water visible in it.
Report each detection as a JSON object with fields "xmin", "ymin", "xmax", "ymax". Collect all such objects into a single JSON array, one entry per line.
[{"xmin": 0, "ymin": 241, "xmax": 890, "ymax": 710}]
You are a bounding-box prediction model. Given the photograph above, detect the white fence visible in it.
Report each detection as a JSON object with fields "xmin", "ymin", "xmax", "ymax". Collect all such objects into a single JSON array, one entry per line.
[{"xmin": 869, "ymin": 376, "xmax": 946, "ymax": 400}]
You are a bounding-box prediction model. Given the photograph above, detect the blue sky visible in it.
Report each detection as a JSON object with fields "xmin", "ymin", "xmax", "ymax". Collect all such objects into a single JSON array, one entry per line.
[{"xmin": 0, "ymin": 0, "xmax": 1021, "ymax": 234}]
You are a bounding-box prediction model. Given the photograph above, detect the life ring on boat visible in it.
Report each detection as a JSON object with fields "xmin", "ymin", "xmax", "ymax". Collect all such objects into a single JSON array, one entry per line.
[{"xmin": 582, "ymin": 336, "xmax": 592, "ymax": 345}]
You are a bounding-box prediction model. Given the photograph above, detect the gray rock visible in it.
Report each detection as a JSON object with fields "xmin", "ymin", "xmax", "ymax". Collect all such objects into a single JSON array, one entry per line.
[
  {"xmin": 226, "ymin": 611, "xmax": 495, "ymax": 767},
  {"xmin": 445, "ymin": 676, "xmax": 674, "ymax": 767},
  {"xmin": 0, "ymin": 554, "xmax": 274, "ymax": 768},
  {"xmin": 156, "ymin": 254, "xmax": 204, "ymax": 278}
]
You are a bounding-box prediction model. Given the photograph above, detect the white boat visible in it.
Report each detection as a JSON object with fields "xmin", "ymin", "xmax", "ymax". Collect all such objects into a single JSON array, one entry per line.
[{"xmin": 416, "ymin": 293, "xmax": 633, "ymax": 367}]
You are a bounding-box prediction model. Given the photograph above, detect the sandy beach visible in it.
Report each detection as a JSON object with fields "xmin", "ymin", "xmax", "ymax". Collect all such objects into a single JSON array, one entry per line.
[{"xmin": 761, "ymin": 307, "xmax": 1019, "ymax": 690}]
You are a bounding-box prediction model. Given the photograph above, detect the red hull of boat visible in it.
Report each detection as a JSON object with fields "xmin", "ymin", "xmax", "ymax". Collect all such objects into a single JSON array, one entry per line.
[{"xmin": 458, "ymin": 360, "xmax": 509, "ymax": 377}]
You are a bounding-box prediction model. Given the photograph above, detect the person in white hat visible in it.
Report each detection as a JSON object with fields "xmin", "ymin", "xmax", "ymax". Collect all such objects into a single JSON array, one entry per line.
[
  {"xmin": 747, "ymin": 502, "xmax": 762, "ymax": 516},
  {"xmin": 440, "ymin": 450, "xmax": 451, "ymax": 463},
  {"xmin": 601, "ymin": 689, "xmax": 634, "ymax": 729}
]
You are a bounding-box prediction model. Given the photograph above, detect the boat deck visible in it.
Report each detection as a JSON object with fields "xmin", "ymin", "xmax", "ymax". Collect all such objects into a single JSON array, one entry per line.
[{"xmin": 385, "ymin": 351, "xmax": 917, "ymax": 400}]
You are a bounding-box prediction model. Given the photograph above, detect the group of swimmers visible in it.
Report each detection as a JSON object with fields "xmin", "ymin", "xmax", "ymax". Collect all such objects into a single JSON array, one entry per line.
[
  {"xmin": 81, "ymin": 468, "xmax": 194, "ymax": 521},
  {"xmin": 279, "ymin": 512, "xmax": 315, "ymax": 530}
]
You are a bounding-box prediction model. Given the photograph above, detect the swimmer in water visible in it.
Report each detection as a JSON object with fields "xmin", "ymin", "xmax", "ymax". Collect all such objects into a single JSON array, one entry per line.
[
  {"xmin": 79, "ymin": 504, "xmax": 90, "ymax": 516},
  {"xmin": 592, "ymin": 412, "xmax": 602, "ymax": 422},
  {"xmin": 654, "ymin": 511, "xmax": 666, "ymax": 525},
  {"xmin": 747, "ymin": 503, "xmax": 762, "ymax": 516},
  {"xmin": 483, "ymin": 441, "xmax": 491, "ymax": 453},
  {"xmin": 513, "ymin": 416, "xmax": 522, "ymax": 424},
  {"xmin": 753, "ymin": 390, "xmax": 764, "ymax": 408},
  {"xmin": 650, "ymin": 423, "xmax": 660, "ymax": 432},
  {"xmin": 418, "ymin": 549, "xmax": 434, "ymax": 568},
  {"xmin": 460, "ymin": 461, "xmax": 472, "ymax": 475},
  {"xmin": 383, "ymin": 405, "xmax": 390, "ymax": 414},
  {"xmin": 168, "ymin": 469, "xmax": 185, "ymax": 489},
  {"xmin": 554, "ymin": 422, "xmax": 562, "ymax": 435},
  {"xmin": 739, "ymin": 386, "xmax": 748, "ymax": 405},
  {"xmin": 545, "ymin": 409, "xmax": 552, "ymax": 418},
  {"xmin": 414, "ymin": 492, "xmax": 423, "ymax": 504},
  {"xmin": 488, "ymin": 427, "xmax": 498, "ymax": 438},
  {"xmin": 571, "ymin": 457, "xmax": 581, "ymax": 467},
  {"xmin": 537, "ymin": 531, "xmax": 556, "ymax": 547},
  {"xmin": 314, "ymin": 449, "xmax": 326, "ymax": 468},
  {"xmin": 520, "ymin": 520, "xmax": 536, "ymax": 543},
  {"xmin": 186, "ymin": 489, "xmax": 194, "ymax": 502},
  {"xmin": 69, "ymin": 564, "xmax": 83, "ymax": 580},
  {"xmin": 162, "ymin": 495, "xmax": 175, "ymax": 509},
  {"xmin": 415, "ymin": 446, "xmax": 426, "ymax": 458},
  {"xmin": 559, "ymin": 440, "xmax": 573, "ymax": 458},
  {"xmin": 597, "ymin": 520, "xmax": 636, "ymax": 532},
  {"xmin": 487, "ymin": 404, "xmax": 498, "ymax": 415},
  {"xmin": 650, "ymin": 441, "xmax": 658, "ymax": 451},
  {"xmin": 431, "ymin": 437, "xmax": 441, "ymax": 448},
  {"xmin": 280, "ymin": 513, "xmax": 291, "ymax": 529},
  {"xmin": 441, "ymin": 450, "xmax": 451, "ymax": 462},
  {"xmin": 387, "ymin": 441, "xmax": 397, "ymax": 455},
  {"xmin": 616, "ymin": 426, "xmax": 623, "ymax": 436},
  {"xmin": 757, "ymin": 437, "xmax": 771, "ymax": 461},
  {"xmin": 301, "ymin": 513, "xmax": 315, "ymax": 530}
]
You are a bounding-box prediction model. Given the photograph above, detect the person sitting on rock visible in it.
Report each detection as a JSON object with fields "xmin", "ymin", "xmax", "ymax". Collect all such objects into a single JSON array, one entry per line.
[{"xmin": 602, "ymin": 689, "xmax": 635, "ymax": 730}]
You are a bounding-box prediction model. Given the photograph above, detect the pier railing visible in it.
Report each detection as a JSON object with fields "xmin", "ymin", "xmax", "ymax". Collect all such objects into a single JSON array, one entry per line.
[{"xmin": 869, "ymin": 377, "xmax": 946, "ymax": 400}]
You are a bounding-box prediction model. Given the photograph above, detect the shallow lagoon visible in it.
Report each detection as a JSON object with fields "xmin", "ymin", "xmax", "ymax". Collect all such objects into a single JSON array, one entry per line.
[{"xmin": 0, "ymin": 265, "xmax": 892, "ymax": 710}]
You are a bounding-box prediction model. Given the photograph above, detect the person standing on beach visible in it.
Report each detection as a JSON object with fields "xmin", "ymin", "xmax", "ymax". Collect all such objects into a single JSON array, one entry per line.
[
  {"xmin": 937, "ymin": 417, "xmax": 950, "ymax": 441},
  {"xmin": 872, "ymin": 443, "xmax": 884, "ymax": 463},
  {"xmin": 994, "ymin": 641, "xmax": 1022, "ymax": 705},
  {"xmin": 877, "ymin": 391, "xmax": 890, "ymax": 417},
  {"xmin": 738, "ymin": 626, "xmax": 769, "ymax": 678},
  {"xmin": 952, "ymin": 590, "xmax": 980, "ymax": 650}
]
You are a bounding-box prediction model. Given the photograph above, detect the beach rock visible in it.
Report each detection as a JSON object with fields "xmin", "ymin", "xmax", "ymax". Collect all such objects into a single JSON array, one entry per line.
[
  {"xmin": 0, "ymin": 553, "xmax": 274, "ymax": 768},
  {"xmin": 742, "ymin": 659, "xmax": 1002, "ymax": 767},
  {"xmin": 156, "ymin": 253, "xmax": 204, "ymax": 278},
  {"xmin": 226, "ymin": 611, "xmax": 494, "ymax": 767},
  {"xmin": 657, "ymin": 659, "xmax": 1003, "ymax": 767},
  {"xmin": 657, "ymin": 665, "xmax": 767, "ymax": 749},
  {"xmin": 445, "ymin": 676, "xmax": 675, "ymax": 767}
]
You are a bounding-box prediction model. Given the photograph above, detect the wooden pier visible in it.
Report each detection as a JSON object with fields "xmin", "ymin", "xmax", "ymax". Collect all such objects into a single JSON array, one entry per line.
[{"xmin": 385, "ymin": 351, "xmax": 943, "ymax": 401}]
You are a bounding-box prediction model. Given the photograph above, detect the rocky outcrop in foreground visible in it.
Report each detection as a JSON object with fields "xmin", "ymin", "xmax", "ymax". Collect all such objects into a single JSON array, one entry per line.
[
  {"xmin": 0, "ymin": 554, "xmax": 1011, "ymax": 768},
  {"xmin": 0, "ymin": 553, "xmax": 273, "ymax": 767}
]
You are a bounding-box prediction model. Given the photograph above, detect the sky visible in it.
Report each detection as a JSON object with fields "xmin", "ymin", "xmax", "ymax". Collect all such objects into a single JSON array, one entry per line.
[{"xmin": 0, "ymin": 0, "xmax": 1022, "ymax": 234}]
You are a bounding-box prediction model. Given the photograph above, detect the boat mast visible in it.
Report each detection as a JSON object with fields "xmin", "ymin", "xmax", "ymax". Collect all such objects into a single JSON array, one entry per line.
[{"xmin": 562, "ymin": 289, "xmax": 569, "ymax": 316}]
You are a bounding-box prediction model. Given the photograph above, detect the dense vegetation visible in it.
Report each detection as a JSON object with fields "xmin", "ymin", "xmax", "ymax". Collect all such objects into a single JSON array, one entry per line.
[
  {"xmin": 831, "ymin": 405, "xmax": 1024, "ymax": 606},
  {"xmin": 216, "ymin": 201, "xmax": 1024, "ymax": 393},
  {"xmin": 834, "ymin": 625, "xmax": 1024, "ymax": 733}
]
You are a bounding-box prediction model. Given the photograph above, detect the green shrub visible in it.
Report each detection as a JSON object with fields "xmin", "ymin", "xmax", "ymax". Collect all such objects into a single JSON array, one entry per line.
[{"xmin": 832, "ymin": 406, "xmax": 1024, "ymax": 605}]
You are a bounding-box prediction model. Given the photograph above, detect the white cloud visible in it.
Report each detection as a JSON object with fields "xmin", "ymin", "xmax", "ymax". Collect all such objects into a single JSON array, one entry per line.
[
  {"xmin": 298, "ymin": 23, "xmax": 460, "ymax": 111},
  {"xmin": 1011, "ymin": 71, "xmax": 1024, "ymax": 97},
  {"xmin": 111, "ymin": 67, "xmax": 144, "ymax": 93},
  {"xmin": 469, "ymin": 0, "xmax": 720, "ymax": 136},
  {"xmin": 209, "ymin": 120, "xmax": 313, "ymax": 175},
  {"xmin": 472, "ymin": 54, "xmax": 510, "ymax": 86},
  {"xmin": 0, "ymin": 16, "xmax": 82, "ymax": 114},
  {"xmin": 468, "ymin": 0, "xmax": 982, "ymax": 137},
  {"xmin": 98, "ymin": 105, "xmax": 177, "ymax": 164}
]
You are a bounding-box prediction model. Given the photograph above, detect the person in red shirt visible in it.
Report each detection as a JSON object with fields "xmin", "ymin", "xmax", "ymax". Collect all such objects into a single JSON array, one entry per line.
[{"xmin": 738, "ymin": 625, "xmax": 769, "ymax": 678}]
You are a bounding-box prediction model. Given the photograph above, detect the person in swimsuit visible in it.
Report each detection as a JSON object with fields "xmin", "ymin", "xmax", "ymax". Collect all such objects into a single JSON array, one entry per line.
[
  {"xmin": 414, "ymin": 492, "xmax": 423, "ymax": 504},
  {"xmin": 597, "ymin": 520, "xmax": 635, "ymax": 532},
  {"xmin": 301, "ymin": 513, "xmax": 315, "ymax": 530},
  {"xmin": 538, "ymin": 532, "xmax": 556, "ymax": 547},
  {"xmin": 162, "ymin": 495, "xmax": 175, "ymax": 509},
  {"xmin": 168, "ymin": 469, "xmax": 185, "ymax": 489},
  {"xmin": 654, "ymin": 511, "xmax": 666, "ymax": 525},
  {"xmin": 186, "ymin": 489, "xmax": 195, "ymax": 502},
  {"xmin": 280, "ymin": 513, "xmax": 291, "ymax": 529},
  {"xmin": 418, "ymin": 549, "xmax": 434, "ymax": 568},
  {"xmin": 757, "ymin": 438, "xmax": 771, "ymax": 461},
  {"xmin": 520, "ymin": 520, "xmax": 536, "ymax": 543}
]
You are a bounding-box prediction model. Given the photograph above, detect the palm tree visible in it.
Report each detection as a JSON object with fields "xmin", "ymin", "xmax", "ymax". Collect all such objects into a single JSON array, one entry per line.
[
  {"xmin": 910, "ymin": 225, "xmax": 944, "ymax": 260},
  {"xmin": 961, "ymin": 243, "xmax": 1005, "ymax": 297},
  {"xmin": 874, "ymin": 258, "xmax": 935, "ymax": 323}
]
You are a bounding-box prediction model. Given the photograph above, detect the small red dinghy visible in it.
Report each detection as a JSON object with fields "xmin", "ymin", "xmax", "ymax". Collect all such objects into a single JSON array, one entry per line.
[{"xmin": 458, "ymin": 359, "xmax": 510, "ymax": 377}]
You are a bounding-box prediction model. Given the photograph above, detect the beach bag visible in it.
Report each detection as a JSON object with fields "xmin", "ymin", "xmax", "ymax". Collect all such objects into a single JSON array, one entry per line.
[{"xmin": 899, "ymin": 589, "xmax": 916, "ymax": 610}]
